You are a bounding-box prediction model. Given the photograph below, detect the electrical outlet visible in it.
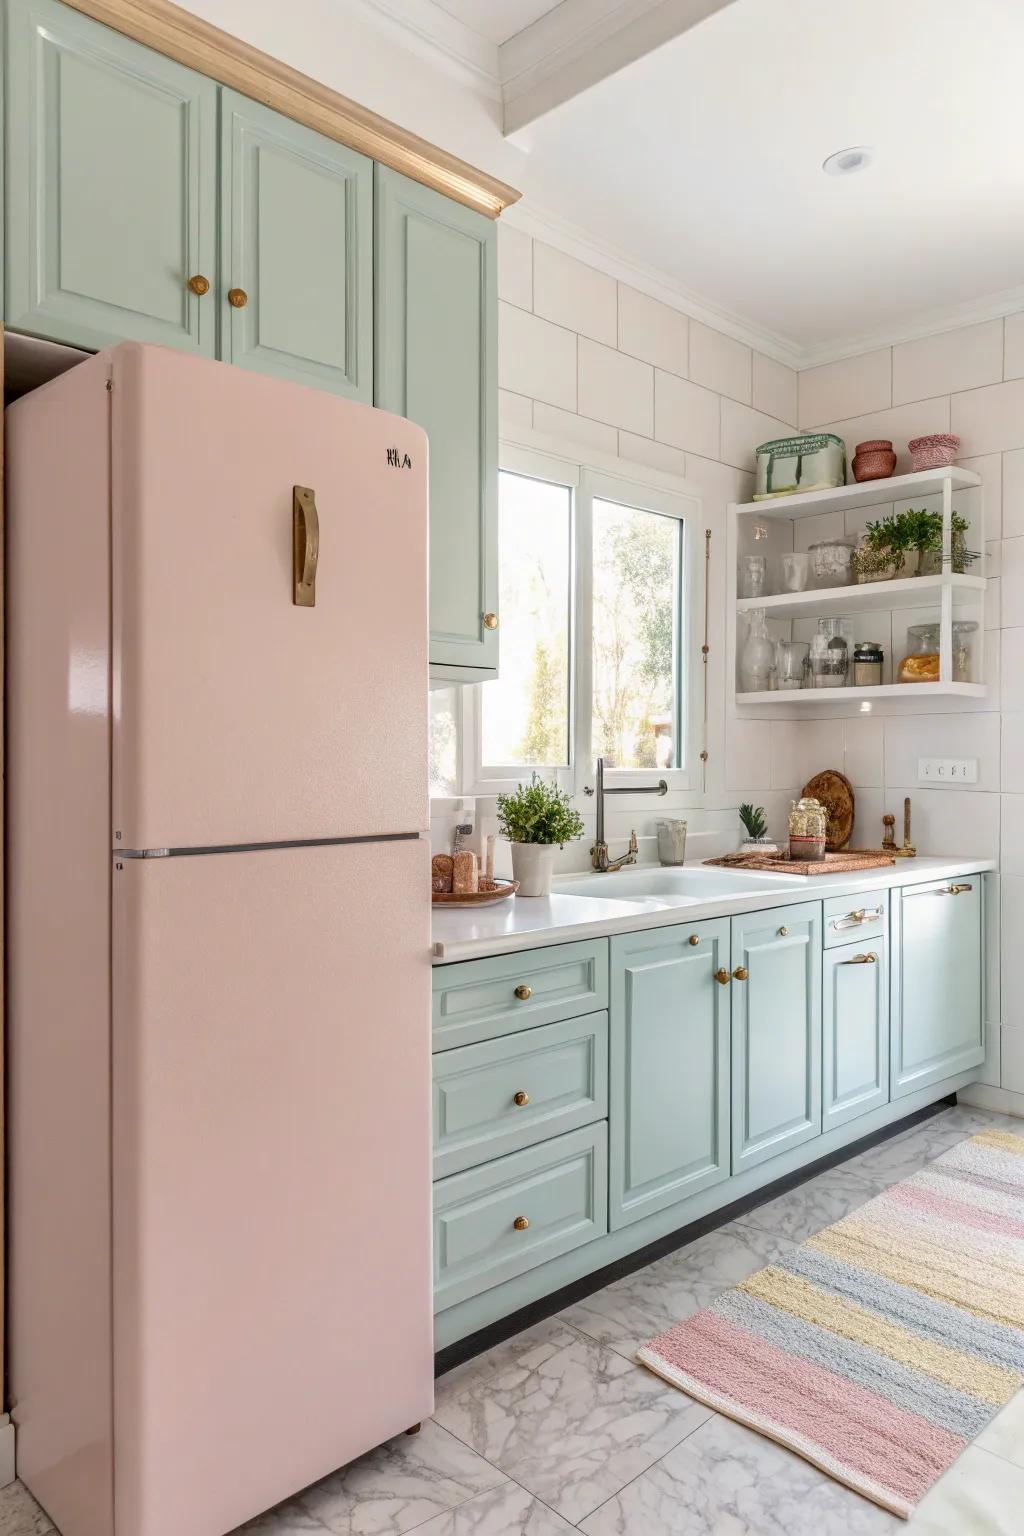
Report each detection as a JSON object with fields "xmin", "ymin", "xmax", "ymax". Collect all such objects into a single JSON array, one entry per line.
[{"xmin": 918, "ymin": 757, "xmax": 979, "ymax": 784}]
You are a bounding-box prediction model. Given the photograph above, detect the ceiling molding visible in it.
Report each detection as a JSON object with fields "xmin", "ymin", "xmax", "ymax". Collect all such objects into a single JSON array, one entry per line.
[
  {"xmin": 501, "ymin": 0, "xmax": 736, "ymax": 133},
  {"xmin": 353, "ymin": 0, "xmax": 501, "ymax": 97},
  {"xmin": 503, "ymin": 199, "xmax": 805, "ymax": 368},
  {"xmin": 794, "ymin": 286, "xmax": 1024, "ymax": 370}
]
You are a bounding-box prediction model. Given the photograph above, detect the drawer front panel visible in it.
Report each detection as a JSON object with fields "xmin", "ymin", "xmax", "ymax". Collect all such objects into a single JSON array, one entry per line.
[
  {"xmin": 823, "ymin": 890, "xmax": 888, "ymax": 950},
  {"xmin": 433, "ymin": 1124, "xmax": 608, "ymax": 1310},
  {"xmin": 433, "ymin": 1012, "xmax": 608, "ymax": 1178},
  {"xmin": 432, "ymin": 940, "xmax": 608, "ymax": 1051},
  {"xmin": 822, "ymin": 939, "xmax": 890, "ymax": 1131}
]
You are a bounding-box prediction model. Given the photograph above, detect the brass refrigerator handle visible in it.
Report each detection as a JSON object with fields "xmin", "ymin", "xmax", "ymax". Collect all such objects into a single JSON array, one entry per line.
[{"xmin": 293, "ymin": 486, "xmax": 319, "ymax": 607}]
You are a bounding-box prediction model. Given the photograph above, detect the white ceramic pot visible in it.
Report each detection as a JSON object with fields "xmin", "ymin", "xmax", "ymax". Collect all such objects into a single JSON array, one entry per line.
[{"xmin": 510, "ymin": 842, "xmax": 557, "ymax": 897}]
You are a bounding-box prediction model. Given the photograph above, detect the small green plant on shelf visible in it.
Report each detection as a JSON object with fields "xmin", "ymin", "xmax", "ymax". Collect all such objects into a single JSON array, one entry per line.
[
  {"xmin": 739, "ymin": 803, "xmax": 768, "ymax": 842},
  {"xmin": 853, "ymin": 508, "xmax": 978, "ymax": 583},
  {"xmin": 496, "ymin": 774, "xmax": 585, "ymax": 847}
]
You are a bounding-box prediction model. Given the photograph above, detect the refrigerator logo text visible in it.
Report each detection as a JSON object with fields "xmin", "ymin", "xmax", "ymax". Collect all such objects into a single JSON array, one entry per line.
[{"xmin": 387, "ymin": 448, "xmax": 413, "ymax": 469}]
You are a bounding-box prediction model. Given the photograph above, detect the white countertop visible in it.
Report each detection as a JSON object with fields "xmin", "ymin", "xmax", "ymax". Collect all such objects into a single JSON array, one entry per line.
[{"xmin": 431, "ymin": 856, "xmax": 996, "ymax": 963}]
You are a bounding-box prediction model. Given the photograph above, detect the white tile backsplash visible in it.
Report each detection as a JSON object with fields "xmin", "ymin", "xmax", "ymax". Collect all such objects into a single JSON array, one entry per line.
[
  {"xmin": 1005, "ymin": 312, "xmax": 1024, "ymax": 381},
  {"xmin": 1001, "ymin": 795, "xmax": 1024, "ymax": 876},
  {"xmin": 725, "ymin": 718, "xmax": 772, "ymax": 791},
  {"xmin": 578, "ymin": 337, "xmax": 653, "ymax": 434},
  {"xmin": 1001, "ymin": 628, "xmax": 1024, "ymax": 712},
  {"xmin": 617, "ymin": 431, "xmax": 686, "ymax": 477},
  {"xmin": 499, "ymin": 389, "xmax": 532, "ymax": 432},
  {"xmin": 812, "ymin": 398, "xmax": 952, "ymax": 474},
  {"xmin": 798, "ymin": 348, "xmax": 891, "ymax": 428},
  {"xmin": 532, "ymin": 402, "xmax": 617, "ymax": 455},
  {"xmin": 769, "ymin": 718, "xmax": 846, "ymax": 792},
  {"xmin": 884, "ymin": 712, "xmax": 1000, "ymax": 793},
  {"xmin": 617, "ymin": 284, "xmax": 688, "ymax": 376},
  {"xmin": 498, "ymin": 301, "xmax": 576, "ymax": 409},
  {"xmin": 1001, "ymin": 539, "xmax": 1024, "ymax": 630},
  {"xmin": 1003, "ymin": 449, "xmax": 1024, "ymax": 539},
  {"xmin": 752, "ymin": 352, "xmax": 797, "ymax": 426},
  {"xmin": 952, "ymin": 378, "xmax": 1024, "ymax": 457},
  {"xmin": 892, "ymin": 321, "xmax": 1004, "ymax": 406},
  {"xmin": 843, "ymin": 715, "xmax": 884, "ymax": 787},
  {"xmin": 497, "ymin": 223, "xmax": 533, "ymax": 310},
  {"xmin": 654, "ymin": 370, "xmax": 720, "ymax": 457},
  {"xmin": 533, "ymin": 243, "xmax": 617, "ymax": 346},
  {"xmin": 720, "ymin": 399, "xmax": 792, "ymax": 472},
  {"xmin": 689, "ymin": 322, "xmax": 752, "ymax": 405}
]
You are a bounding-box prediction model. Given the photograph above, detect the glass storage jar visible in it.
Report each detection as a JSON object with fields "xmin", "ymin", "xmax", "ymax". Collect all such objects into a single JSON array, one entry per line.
[
  {"xmin": 808, "ymin": 538, "xmax": 855, "ymax": 589},
  {"xmin": 898, "ymin": 621, "xmax": 978, "ymax": 684},
  {"xmin": 739, "ymin": 555, "xmax": 768, "ymax": 599},
  {"xmin": 808, "ymin": 618, "xmax": 849, "ymax": 687},
  {"xmin": 739, "ymin": 609, "xmax": 776, "ymax": 692},
  {"xmin": 853, "ymin": 641, "xmax": 884, "ymax": 687},
  {"xmin": 776, "ymin": 639, "xmax": 810, "ymax": 690},
  {"xmin": 788, "ymin": 797, "xmax": 828, "ymax": 861}
]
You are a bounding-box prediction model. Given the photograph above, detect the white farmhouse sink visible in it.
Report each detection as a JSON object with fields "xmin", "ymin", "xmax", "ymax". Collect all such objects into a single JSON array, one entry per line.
[{"xmin": 553, "ymin": 865, "xmax": 804, "ymax": 903}]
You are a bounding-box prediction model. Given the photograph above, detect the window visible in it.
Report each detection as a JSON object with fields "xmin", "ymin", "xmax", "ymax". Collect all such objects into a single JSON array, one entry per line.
[{"xmin": 456, "ymin": 445, "xmax": 694, "ymax": 798}]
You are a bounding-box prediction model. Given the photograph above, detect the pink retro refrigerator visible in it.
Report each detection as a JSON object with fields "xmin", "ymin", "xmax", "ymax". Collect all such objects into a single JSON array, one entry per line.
[{"xmin": 7, "ymin": 344, "xmax": 434, "ymax": 1536}]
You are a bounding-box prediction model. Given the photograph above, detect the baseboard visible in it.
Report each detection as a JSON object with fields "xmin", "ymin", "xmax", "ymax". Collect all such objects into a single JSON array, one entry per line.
[
  {"xmin": 0, "ymin": 1416, "xmax": 16, "ymax": 1488},
  {"xmin": 958, "ymin": 1084, "xmax": 1024, "ymax": 1118}
]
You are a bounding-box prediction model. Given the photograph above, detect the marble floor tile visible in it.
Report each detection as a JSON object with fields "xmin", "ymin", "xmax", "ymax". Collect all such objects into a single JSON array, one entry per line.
[
  {"xmin": 233, "ymin": 1498, "xmax": 330, "ymax": 1534},
  {"xmin": 0, "ymin": 1483, "xmax": 54, "ymax": 1536},
  {"xmin": 433, "ymin": 1324, "xmax": 712, "ymax": 1524},
  {"xmin": 561, "ymin": 1220, "xmax": 795, "ymax": 1358},
  {"xmin": 909, "ymin": 1444, "xmax": 1024, "ymax": 1534},
  {"xmin": 409, "ymin": 1482, "xmax": 575, "ymax": 1534},
  {"xmin": 578, "ymin": 1413, "xmax": 899, "ymax": 1535},
  {"xmin": 297, "ymin": 1420, "xmax": 506, "ymax": 1535},
  {"xmin": 733, "ymin": 1164, "xmax": 884, "ymax": 1244},
  {"xmin": 435, "ymin": 1319, "xmax": 582, "ymax": 1406},
  {"xmin": 976, "ymin": 1387, "xmax": 1024, "ymax": 1470}
]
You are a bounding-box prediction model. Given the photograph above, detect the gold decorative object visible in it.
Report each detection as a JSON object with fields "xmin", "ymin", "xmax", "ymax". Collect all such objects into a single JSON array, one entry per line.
[
  {"xmin": 843, "ymin": 953, "xmax": 878, "ymax": 965},
  {"xmin": 732, "ymin": 966, "xmax": 749, "ymax": 981},
  {"xmin": 513, "ymin": 1216, "xmax": 530, "ymax": 1232},
  {"xmin": 882, "ymin": 814, "xmax": 897, "ymax": 851},
  {"xmin": 292, "ymin": 485, "xmax": 319, "ymax": 608},
  {"xmin": 513, "ymin": 1090, "xmax": 530, "ymax": 1107},
  {"xmin": 186, "ymin": 273, "xmax": 210, "ymax": 295},
  {"xmin": 483, "ymin": 612, "xmax": 499, "ymax": 630},
  {"xmin": 514, "ymin": 985, "xmax": 532, "ymax": 1000},
  {"xmin": 227, "ymin": 287, "xmax": 249, "ymax": 308},
  {"xmin": 895, "ymin": 795, "xmax": 917, "ymax": 858},
  {"xmin": 778, "ymin": 926, "xmax": 789, "ymax": 937},
  {"xmin": 688, "ymin": 934, "xmax": 700, "ymax": 946},
  {"xmin": 714, "ymin": 968, "xmax": 730, "ymax": 985}
]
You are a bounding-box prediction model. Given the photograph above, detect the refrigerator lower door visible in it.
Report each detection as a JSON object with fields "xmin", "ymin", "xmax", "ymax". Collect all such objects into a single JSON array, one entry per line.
[{"xmin": 111, "ymin": 839, "xmax": 432, "ymax": 1536}]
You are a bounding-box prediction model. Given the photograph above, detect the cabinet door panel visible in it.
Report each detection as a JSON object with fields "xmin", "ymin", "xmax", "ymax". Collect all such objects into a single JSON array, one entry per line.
[
  {"xmin": 6, "ymin": 0, "xmax": 216, "ymax": 352},
  {"xmin": 823, "ymin": 941, "xmax": 889, "ymax": 1131},
  {"xmin": 374, "ymin": 167, "xmax": 497, "ymax": 674},
  {"xmin": 731, "ymin": 904, "xmax": 822, "ymax": 1173},
  {"xmin": 610, "ymin": 921, "xmax": 730, "ymax": 1230},
  {"xmin": 220, "ymin": 90, "xmax": 372, "ymax": 398},
  {"xmin": 892, "ymin": 876, "xmax": 984, "ymax": 1099}
]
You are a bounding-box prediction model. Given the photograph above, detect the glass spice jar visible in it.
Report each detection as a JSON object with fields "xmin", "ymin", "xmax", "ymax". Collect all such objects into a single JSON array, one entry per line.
[
  {"xmin": 853, "ymin": 641, "xmax": 884, "ymax": 687},
  {"xmin": 788, "ymin": 797, "xmax": 828, "ymax": 861}
]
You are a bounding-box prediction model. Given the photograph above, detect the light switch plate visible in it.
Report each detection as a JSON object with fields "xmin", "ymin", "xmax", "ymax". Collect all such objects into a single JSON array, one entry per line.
[{"xmin": 918, "ymin": 757, "xmax": 979, "ymax": 784}]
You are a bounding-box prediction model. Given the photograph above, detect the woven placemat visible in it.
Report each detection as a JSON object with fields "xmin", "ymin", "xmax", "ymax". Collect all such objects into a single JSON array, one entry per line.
[{"xmin": 704, "ymin": 850, "xmax": 896, "ymax": 876}]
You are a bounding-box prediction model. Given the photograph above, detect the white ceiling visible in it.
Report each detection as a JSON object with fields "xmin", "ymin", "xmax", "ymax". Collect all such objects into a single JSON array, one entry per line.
[
  {"xmin": 512, "ymin": 0, "xmax": 1024, "ymax": 357},
  {"xmin": 433, "ymin": 0, "xmax": 564, "ymax": 46}
]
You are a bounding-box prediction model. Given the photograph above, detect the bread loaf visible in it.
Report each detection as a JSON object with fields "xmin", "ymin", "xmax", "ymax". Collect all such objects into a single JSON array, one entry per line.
[
  {"xmin": 452, "ymin": 850, "xmax": 478, "ymax": 895},
  {"xmin": 431, "ymin": 854, "xmax": 454, "ymax": 894}
]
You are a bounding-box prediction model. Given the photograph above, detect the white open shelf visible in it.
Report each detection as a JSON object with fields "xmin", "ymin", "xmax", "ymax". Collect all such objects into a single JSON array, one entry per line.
[
  {"xmin": 735, "ymin": 572, "xmax": 986, "ymax": 621},
  {"xmin": 735, "ymin": 465, "xmax": 982, "ymax": 520},
  {"xmin": 735, "ymin": 682, "xmax": 988, "ymax": 705}
]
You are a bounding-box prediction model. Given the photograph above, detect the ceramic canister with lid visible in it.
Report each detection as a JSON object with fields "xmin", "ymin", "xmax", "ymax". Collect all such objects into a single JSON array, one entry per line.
[{"xmin": 788, "ymin": 797, "xmax": 828, "ymax": 861}]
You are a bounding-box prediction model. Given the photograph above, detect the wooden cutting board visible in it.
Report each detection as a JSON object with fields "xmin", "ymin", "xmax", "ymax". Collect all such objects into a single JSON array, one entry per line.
[{"xmin": 803, "ymin": 768, "xmax": 855, "ymax": 850}]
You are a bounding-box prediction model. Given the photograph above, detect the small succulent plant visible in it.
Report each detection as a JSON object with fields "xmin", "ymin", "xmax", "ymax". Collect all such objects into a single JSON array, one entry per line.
[{"xmin": 739, "ymin": 803, "xmax": 768, "ymax": 841}]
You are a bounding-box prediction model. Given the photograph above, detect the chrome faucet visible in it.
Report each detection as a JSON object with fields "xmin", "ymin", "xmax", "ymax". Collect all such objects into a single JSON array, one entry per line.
[{"xmin": 584, "ymin": 756, "xmax": 668, "ymax": 872}]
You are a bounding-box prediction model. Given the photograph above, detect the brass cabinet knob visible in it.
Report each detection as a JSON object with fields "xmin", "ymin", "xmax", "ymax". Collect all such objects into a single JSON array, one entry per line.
[
  {"xmin": 732, "ymin": 966, "xmax": 749, "ymax": 981},
  {"xmin": 848, "ymin": 909, "xmax": 866, "ymax": 923},
  {"xmin": 513, "ymin": 1090, "xmax": 530, "ymax": 1107},
  {"xmin": 227, "ymin": 287, "xmax": 249, "ymax": 308},
  {"xmin": 513, "ymin": 1215, "xmax": 530, "ymax": 1231},
  {"xmin": 947, "ymin": 883, "xmax": 972, "ymax": 895},
  {"xmin": 713, "ymin": 968, "xmax": 730, "ymax": 986},
  {"xmin": 483, "ymin": 612, "xmax": 499, "ymax": 630},
  {"xmin": 514, "ymin": 984, "xmax": 532, "ymax": 1001},
  {"xmin": 186, "ymin": 274, "xmax": 210, "ymax": 296},
  {"xmin": 688, "ymin": 934, "xmax": 700, "ymax": 946},
  {"xmin": 778, "ymin": 926, "xmax": 789, "ymax": 937}
]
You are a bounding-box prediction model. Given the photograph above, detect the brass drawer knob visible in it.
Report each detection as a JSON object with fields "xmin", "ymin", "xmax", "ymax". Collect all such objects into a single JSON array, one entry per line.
[
  {"xmin": 844, "ymin": 953, "xmax": 878, "ymax": 965},
  {"xmin": 186, "ymin": 273, "xmax": 210, "ymax": 296},
  {"xmin": 227, "ymin": 287, "xmax": 249, "ymax": 308},
  {"xmin": 513, "ymin": 1215, "xmax": 530, "ymax": 1231},
  {"xmin": 714, "ymin": 968, "xmax": 730, "ymax": 986},
  {"xmin": 688, "ymin": 934, "xmax": 700, "ymax": 946},
  {"xmin": 732, "ymin": 966, "xmax": 749, "ymax": 981},
  {"xmin": 514, "ymin": 984, "xmax": 532, "ymax": 1001},
  {"xmin": 513, "ymin": 1090, "xmax": 530, "ymax": 1107},
  {"xmin": 947, "ymin": 883, "xmax": 972, "ymax": 895},
  {"xmin": 483, "ymin": 612, "xmax": 499, "ymax": 630},
  {"xmin": 778, "ymin": 926, "xmax": 789, "ymax": 937}
]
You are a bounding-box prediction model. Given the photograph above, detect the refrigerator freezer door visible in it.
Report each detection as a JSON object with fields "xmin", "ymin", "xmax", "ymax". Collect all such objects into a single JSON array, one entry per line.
[
  {"xmin": 110, "ymin": 343, "xmax": 428, "ymax": 851},
  {"xmin": 111, "ymin": 838, "xmax": 433, "ymax": 1536}
]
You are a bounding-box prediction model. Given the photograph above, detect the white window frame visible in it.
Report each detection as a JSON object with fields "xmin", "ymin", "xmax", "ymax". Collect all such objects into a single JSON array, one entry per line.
[{"xmin": 464, "ymin": 433, "xmax": 701, "ymax": 799}]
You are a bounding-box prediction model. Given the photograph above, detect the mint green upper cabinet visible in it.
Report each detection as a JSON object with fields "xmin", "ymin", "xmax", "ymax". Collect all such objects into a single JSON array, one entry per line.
[
  {"xmin": 822, "ymin": 941, "xmax": 889, "ymax": 1132},
  {"xmin": 609, "ymin": 921, "xmax": 730, "ymax": 1230},
  {"xmin": 891, "ymin": 876, "xmax": 984, "ymax": 1099},
  {"xmin": 731, "ymin": 904, "xmax": 822, "ymax": 1173},
  {"xmin": 374, "ymin": 166, "xmax": 498, "ymax": 676},
  {"xmin": 219, "ymin": 91, "xmax": 371, "ymax": 399},
  {"xmin": 5, "ymin": 0, "xmax": 217, "ymax": 353}
]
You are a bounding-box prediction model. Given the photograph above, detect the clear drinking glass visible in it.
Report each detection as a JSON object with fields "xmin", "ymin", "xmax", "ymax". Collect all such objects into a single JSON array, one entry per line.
[
  {"xmin": 780, "ymin": 552, "xmax": 809, "ymax": 592},
  {"xmin": 776, "ymin": 639, "xmax": 810, "ymax": 690},
  {"xmin": 657, "ymin": 819, "xmax": 688, "ymax": 866},
  {"xmin": 739, "ymin": 555, "xmax": 768, "ymax": 599}
]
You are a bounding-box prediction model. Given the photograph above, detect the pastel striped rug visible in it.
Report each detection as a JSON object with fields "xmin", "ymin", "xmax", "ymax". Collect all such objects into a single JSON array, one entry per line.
[{"xmin": 637, "ymin": 1129, "xmax": 1024, "ymax": 1519}]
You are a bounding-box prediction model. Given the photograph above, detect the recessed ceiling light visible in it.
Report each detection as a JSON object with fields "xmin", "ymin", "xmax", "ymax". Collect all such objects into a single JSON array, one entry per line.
[{"xmin": 823, "ymin": 146, "xmax": 874, "ymax": 176}]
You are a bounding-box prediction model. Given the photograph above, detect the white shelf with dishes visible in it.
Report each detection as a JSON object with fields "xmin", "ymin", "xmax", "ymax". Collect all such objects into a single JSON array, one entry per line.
[{"xmin": 728, "ymin": 464, "xmax": 987, "ymax": 707}]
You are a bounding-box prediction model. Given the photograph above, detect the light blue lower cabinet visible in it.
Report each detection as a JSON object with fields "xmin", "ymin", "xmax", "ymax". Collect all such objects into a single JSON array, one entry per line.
[
  {"xmin": 432, "ymin": 1123, "xmax": 608, "ymax": 1312},
  {"xmin": 609, "ymin": 921, "xmax": 731, "ymax": 1230},
  {"xmin": 432, "ymin": 1011, "xmax": 608, "ymax": 1179},
  {"xmin": 891, "ymin": 875, "xmax": 985, "ymax": 1099},
  {"xmin": 432, "ymin": 939, "xmax": 608, "ymax": 1052},
  {"xmin": 822, "ymin": 938, "xmax": 889, "ymax": 1132},
  {"xmin": 731, "ymin": 902, "xmax": 823, "ymax": 1173}
]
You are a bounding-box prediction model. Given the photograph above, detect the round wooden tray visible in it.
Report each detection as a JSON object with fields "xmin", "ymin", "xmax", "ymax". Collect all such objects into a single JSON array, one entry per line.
[
  {"xmin": 432, "ymin": 878, "xmax": 519, "ymax": 908},
  {"xmin": 802, "ymin": 768, "xmax": 855, "ymax": 851}
]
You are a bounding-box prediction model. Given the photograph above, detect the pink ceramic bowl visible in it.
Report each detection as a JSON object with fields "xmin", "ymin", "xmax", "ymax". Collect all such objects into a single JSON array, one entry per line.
[{"xmin": 908, "ymin": 433, "xmax": 959, "ymax": 470}]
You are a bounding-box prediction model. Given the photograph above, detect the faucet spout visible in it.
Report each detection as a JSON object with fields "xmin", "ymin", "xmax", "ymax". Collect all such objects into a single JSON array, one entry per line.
[{"xmin": 584, "ymin": 757, "xmax": 668, "ymax": 872}]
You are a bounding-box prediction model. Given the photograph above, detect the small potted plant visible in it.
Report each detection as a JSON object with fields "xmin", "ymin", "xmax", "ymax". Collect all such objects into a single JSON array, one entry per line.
[
  {"xmin": 496, "ymin": 775, "xmax": 585, "ymax": 897},
  {"xmin": 738, "ymin": 803, "xmax": 777, "ymax": 854},
  {"xmin": 852, "ymin": 513, "xmax": 913, "ymax": 583}
]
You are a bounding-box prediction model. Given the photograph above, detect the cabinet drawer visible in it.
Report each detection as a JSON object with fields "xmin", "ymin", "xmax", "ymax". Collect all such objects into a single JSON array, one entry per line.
[
  {"xmin": 433, "ymin": 1124, "xmax": 608, "ymax": 1311},
  {"xmin": 433, "ymin": 1012, "xmax": 608, "ymax": 1179},
  {"xmin": 432, "ymin": 940, "xmax": 609, "ymax": 1051},
  {"xmin": 823, "ymin": 889, "xmax": 888, "ymax": 949}
]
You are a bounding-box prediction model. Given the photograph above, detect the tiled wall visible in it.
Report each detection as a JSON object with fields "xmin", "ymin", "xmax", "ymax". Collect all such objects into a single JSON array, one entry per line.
[{"xmin": 795, "ymin": 319, "xmax": 1024, "ymax": 1105}]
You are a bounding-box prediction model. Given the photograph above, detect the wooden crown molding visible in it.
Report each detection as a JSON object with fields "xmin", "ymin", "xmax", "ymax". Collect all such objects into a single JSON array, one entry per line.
[{"xmin": 62, "ymin": 0, "xmax": 521, "ymax": 219}]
